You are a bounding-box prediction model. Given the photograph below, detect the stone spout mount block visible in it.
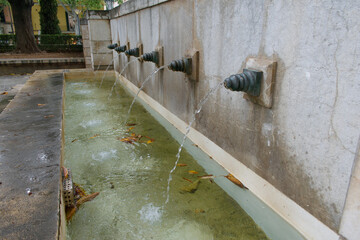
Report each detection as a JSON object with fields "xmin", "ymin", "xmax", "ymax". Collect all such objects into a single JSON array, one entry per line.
[
  {"xmin": 155, "ymin": 45, "xmax": 164, "ymax": 67},
  {"xmin": 185, "ymin": 49, "xmax": 199, "ymax": 81},
  {"xmin": 243, "ymin": 57, "xmax": 277, "ymax": 108}
]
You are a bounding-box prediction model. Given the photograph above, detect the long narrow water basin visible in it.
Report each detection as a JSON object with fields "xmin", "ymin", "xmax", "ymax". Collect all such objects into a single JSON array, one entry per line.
[
  {"xmin": 0, "ymin": 69, "xmax": 304, "ymax": 240},
  {"xmin": 64, "ymin": 72, "xmax": 270, "ymax": 239}
]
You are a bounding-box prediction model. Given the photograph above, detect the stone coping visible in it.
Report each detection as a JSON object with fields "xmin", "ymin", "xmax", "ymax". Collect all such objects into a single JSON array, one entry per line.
[
  {"xmin": 109, "ymin": 0, "xmax": 171, "ymax": 18},
  {"xmin": 0, "ymin": 70, "xmax": 65, "ymax": 240},
  {"xmin": 0, "ymin": 58, "xmax": 85, "ymax": 65}
]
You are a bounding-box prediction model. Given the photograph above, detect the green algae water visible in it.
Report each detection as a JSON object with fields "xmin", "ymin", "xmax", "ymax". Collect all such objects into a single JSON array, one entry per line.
[{"xmin": 64, "ymin": 78, "xmax": 269, "ymax": 240}]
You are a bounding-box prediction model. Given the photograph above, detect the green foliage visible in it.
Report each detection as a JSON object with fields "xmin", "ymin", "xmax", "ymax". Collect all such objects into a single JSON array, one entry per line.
[
  {"xmin": 61, "ymin": 0, "xmax": 123, "ymax": 11},
  {"xmin": 0, "ymin": 0, "xmax": 9, "ymax": 12},
  {"xmin": 39, "ymin": 0, "xmax": 61, "ymax": 34},
  {"xmin": 61, "ymin": 0, "xmax": 104, "ymax": 11},
  {"xmin": 0, "ymin": 34, "xmax": 83, "ymax": 52}
]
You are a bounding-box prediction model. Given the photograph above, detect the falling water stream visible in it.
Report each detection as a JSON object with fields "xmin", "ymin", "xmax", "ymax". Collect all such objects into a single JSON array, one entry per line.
[
  {"xmin": 165, "ymin": 79, "xmax": 225, "ymax": 204},
  {"xmin": 124, "ymin": 65, "xmax": 166, "ymax": 124},
  {"xmin": 99, "ymin": 58, "xmax": 116, "ymax": 88},
  {"xmin": 108, "ymin": 57, "xmax": 141, "ymax": 98},
  {"xmin": 95, "ymin": 51, "xmax": 113, "ymax": 74}
]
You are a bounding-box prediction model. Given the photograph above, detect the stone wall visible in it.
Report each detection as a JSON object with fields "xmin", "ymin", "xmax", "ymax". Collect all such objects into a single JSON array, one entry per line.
[
  {"xmin": 88, "ymin": 0, "xmax": 360, "ymax": 239},
  {"xmin": 86, "ymin": 11, "xmax": 113, "ymax": 70}
]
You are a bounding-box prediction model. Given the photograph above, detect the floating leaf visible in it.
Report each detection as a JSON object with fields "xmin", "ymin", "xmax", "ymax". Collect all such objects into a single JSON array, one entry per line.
[
  {"xmin": 66, "ymin": 207, "xmax": 77, "ymax": 221},
  {"xmin": 177, "ymin": 163, "xmax": 187, "ymax": 167},
  {"xmin": 126, "ymin": 123, "xmax": 137, "ymax": 126},
  {"xmin": 198, "ymin": 174, "xmax": 215, "ymax": 179},
  {"xmin": 118, "ymin": 137, "xmax": 136, "ymax": 144},
  {"xmin": 181, "ymin": 179, "xmax": 200, "ymax": 193},
  {"xmin": 61, "ymin": 167, "xmax": 69, "ymax": 179},
  {"xmin": 188, "ymin": 170, "xmax": 198, "ymax": 175},
  {"xmin": 0, "ymin": 91, "xmax": 8, "ymax": 95},
  {"xmin": 225, "ymin": 174, "xmax": 248, "ymax": 190},
  {"xmin": 89, "ymin": 134, "xmax": 99, "ymax": 139},
  {"xmin": 37, "ymin": 104, "xmax": 46, "ymax": 107},
  {"xmin": 182, "ymin": 177, "xmax": 193, "ymax": 183},
  {"xmin": 76, "ymin": 192, "xmax": 100, "ymax": 207},
  {"xmin": 146, "ymin": 140, "xmax": 153, "ymax": 144},
  {"xmin": 44, "ymin": 115, "xmax": 55, "ymax": 118},
  {"xmin": 71, "ymin": 139, "xmax": 78, "ymax": 143},
  {"xmin": 195, "ymin": 209, "xmax": 205, "ymax": 214}
]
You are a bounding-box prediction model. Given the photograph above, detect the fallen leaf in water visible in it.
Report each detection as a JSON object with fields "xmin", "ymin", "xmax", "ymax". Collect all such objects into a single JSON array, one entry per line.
[
  {"xmin": 44, "ymin": 115, "xmax": 55, "ymax": 118},
  {"xmin": 37, "ymin": 104, "xmax": 46, "ymax": 107},
  {"xmin": 192, "ymin": 144, "xmax": 198, "ymax": 147},
  {"xmin": 66, "ymin": 207, "xmax": 77, "ymax": 221},
  {"xmin": 61, "ymin": 167, "xmax": 69, "ymax": 179},
  {"xmin": 76, "ymin": 192, "xmax": 100, "ymax": 207},
  {"xmin": 118, "ymin": 137, "xmax": 135, "ymax": 144},
  {"xmin": 225, "ymin": 174, "xmax": 248, "ymax": 190},
  {"xmin": 182, "ymin": 177, "xmax": 193, "ymax": 183},
  {"xmin": 188, "ymin": 170, "xmax": 198, "ymax": 175},
  {"xmin": 177, "ymin": 163, "xmax": 187, "ymax": 167},
  {"xmin": 195, "ymin": 209, "xmax": 205, "ymax": 214},
  {"xmin": 71, "ymin": 139, "xmax": 78, "ymax": 143},
  {"xmin": 126, "ymin": 123, "xmax": 137, "ymax": 126},
  {"xmin": 181, "ymin": 179, "xmax": 200, "ymax": 193},
  {"xmin": 198, "ymin": 174, "xmax": 215, "ymax": 179},
  {"xmin": 89, "ymin": 134, "xmax": 99, "ymax": 139},
  {"xmin": 146, "ymin": 140, "xmax": 153, "ymax": 144},
  {"xmin": 74, "ymin": 183, "xmax": 87, "ymax": 197},
  {"xmin": 0, "ymin": 91, "xmax": 8, "ymax": 95}
]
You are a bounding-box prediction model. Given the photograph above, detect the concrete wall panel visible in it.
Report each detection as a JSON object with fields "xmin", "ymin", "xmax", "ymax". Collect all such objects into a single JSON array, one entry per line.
[{"xmin": 105, "ymin": 0, "xmax": 360, "ymax": 235}]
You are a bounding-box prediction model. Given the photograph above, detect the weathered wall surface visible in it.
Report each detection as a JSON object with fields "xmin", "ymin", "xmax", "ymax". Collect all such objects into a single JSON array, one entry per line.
[
  {"xmin": 87, "ymin": 11, "xmax": 113, "ymax": 69},
  {"xmin": 105, "ymin": 0, "xmax": 359, "ymax": 236}
]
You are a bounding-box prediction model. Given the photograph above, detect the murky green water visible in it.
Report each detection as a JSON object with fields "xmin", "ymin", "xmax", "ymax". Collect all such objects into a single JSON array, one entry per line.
[{"xmin": 64, "ymin": 78, "xmax": 269, "ymax": 240}]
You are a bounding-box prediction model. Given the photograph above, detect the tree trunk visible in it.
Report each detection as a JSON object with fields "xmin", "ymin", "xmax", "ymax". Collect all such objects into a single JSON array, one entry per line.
[
  {"xmin": 74, "ymin": 13, "xmax": 80, "ymax": 35},
  {"xmin": 8, "ymin": 0, "xmax": 40, "ymax": 53}
]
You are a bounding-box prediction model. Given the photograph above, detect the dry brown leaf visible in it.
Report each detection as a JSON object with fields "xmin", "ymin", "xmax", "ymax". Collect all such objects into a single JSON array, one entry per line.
[
  {"xmin": 177, "ymin": 163, "xmax": 187, "ymax": 167},
  {"xmin": 126, "ymin": 123, "xmax": 137, "ymax": 126},
  {"xmin": 188, "ymin": 170, "xmax": 199, "ymax": 175},
  {"xmin": 198, "ymin": 174, "xmax": 215, "ymax": 179},
  {"xmin": 195, "ymin": 209, "xmax": 205, "ymax": 214},
  {"xmin": 76, "ymin": 192, "xmax": 100, "ymax": 207},
  {"xmin": 37, "ymin": 104, "xmax": 46, "ymax": 107},
  {"xmin": 0, "ymin": 91, "xmax": 8, "ymax": 95},
  {"xmin": 225, "ymin": 174, "xmax": 248, "ymax": 190},
  {"xmin": 182, "ymin": 177, "xmax": 193, "ymax": 183},
  {"xmin": 89, "ymin": 134, "xmax": 99, "ymax": 139},
  {"xmin": 66, "ymin": 207, "xmax": 77, "ymax": 221},
  {"xmin": 71, "ymin": 139, "xmax": 78, "ymax": 143}
]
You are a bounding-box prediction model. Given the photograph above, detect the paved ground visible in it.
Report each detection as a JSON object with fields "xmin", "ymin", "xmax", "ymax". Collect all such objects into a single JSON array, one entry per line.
[
  {"xmin": 0, "ymin": 52, "xmax": 84, "ymax": 59},
  {"xmin": 0, "ymin": 74, "xmax": 30, "ymax": 113},
  {"xmin": 0, "ymin": 71, "xmax": 64, "ymax": 239}
]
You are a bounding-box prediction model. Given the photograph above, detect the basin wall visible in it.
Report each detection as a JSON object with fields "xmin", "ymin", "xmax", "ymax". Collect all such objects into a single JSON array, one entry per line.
[{"xmin": 87, "ymin": 1, "xmax": 360, "ymax": 239}]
